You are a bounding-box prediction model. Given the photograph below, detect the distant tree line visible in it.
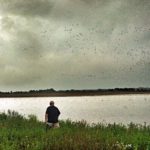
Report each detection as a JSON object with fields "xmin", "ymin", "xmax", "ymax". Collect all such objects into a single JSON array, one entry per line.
[{"xmin": 0, "ymin": 87, "xmax": 150, "ymax": 95}]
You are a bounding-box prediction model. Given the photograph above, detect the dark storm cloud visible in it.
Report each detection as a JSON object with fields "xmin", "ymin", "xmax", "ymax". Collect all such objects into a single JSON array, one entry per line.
[
  {"xmin": 0, "ymin": 0, "xmax": 54, "ymax": 17},
  {"xmin": 0, "ymin": 0, "xmax": 150, "ymax": 91},
  {"xmin": 15, "ymin": 31, "xmax": 43, "ymax": 59}
]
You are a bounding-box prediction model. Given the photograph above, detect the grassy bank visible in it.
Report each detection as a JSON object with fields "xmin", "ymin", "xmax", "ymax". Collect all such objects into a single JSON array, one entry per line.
[{"xmin": 0, "ymin": 111, "xmax": 150, "ymax": 150}]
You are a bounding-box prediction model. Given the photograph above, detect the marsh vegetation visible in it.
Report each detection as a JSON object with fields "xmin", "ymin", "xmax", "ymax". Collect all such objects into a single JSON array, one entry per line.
[{"xmin": 0, "ymin": 111, "xmax": 150, "ymax": 150}]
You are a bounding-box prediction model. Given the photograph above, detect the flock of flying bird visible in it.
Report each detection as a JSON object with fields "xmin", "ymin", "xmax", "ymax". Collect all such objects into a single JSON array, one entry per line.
[{"xmin": 22, "ymin": 23, "xmax": 149, "ymax": 79}]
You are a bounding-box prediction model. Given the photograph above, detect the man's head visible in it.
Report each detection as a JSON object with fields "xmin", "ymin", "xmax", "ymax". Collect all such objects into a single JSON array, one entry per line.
[{"xmin": 50, "ymin": 101, "xmax": 54, "ymax": 106}]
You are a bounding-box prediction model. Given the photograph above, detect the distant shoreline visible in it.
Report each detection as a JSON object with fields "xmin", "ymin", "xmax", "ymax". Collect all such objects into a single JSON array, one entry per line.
[{"xmin": 0, "ymin": 90, "xmax": 150, "ymax": 98}]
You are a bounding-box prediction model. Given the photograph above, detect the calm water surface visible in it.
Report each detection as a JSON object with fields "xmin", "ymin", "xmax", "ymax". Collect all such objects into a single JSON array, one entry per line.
[{"xmin": 0, "ymin": 95, "xmax": 150, "ymax": 125}]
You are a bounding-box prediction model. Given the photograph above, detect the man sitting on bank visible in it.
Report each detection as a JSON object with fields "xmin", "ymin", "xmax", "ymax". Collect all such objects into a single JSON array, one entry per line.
[{"xmin": 45, "ymin": 101, "xmax": 60, "ymax": 128}]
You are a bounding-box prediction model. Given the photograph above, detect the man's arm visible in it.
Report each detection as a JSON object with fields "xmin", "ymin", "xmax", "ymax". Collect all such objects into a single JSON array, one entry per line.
[
  {"xmin": 57, "ymin": 108, "xmax": 60, "ymax": 116},
  {"xmin": 45, "ymin": 113, "xmax": 48, "ymax": 122},
  {"xmin": 45, "ymin": 113, "xmax": 48, "ymax": 123}
]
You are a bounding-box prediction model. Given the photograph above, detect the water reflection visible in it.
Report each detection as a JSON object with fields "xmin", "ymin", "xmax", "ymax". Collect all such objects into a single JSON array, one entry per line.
[{"xmin": 0, "ymin": 95, "xmax": 150, "ymax": 125}]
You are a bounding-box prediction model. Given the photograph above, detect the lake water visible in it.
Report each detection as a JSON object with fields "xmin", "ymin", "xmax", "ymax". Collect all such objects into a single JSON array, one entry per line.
[{"xmin": 0, "ymin": 95, "xmax": 150, "ymax": 125}]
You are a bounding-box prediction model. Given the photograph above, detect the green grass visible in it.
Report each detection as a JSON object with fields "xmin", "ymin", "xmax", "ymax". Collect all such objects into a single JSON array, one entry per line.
[{"xmin": 0, "ymin": 111, "xmax": 150, "ymax": 150}]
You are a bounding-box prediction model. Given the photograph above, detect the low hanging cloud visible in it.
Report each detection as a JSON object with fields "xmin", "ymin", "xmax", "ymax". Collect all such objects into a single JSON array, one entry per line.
[
  {"xmin": 0, "ymin": 0, "xmax": 55, "ymax": 17},
  {"xmin": 0, "ymin": 0, "xmax": 150, "ymax": 91}
]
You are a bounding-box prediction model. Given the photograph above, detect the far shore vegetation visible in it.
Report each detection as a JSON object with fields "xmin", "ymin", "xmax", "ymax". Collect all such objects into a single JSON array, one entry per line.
[
  {"xmin": 0, "ymin": 110, "xmax": 150, "ymax": 150},
  {"xmin": 0, "ymin": 87, "xmax": 150, "ymax": 97}
]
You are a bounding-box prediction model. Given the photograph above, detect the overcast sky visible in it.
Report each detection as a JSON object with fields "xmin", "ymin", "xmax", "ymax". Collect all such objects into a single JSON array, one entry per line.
[{"xmin": 0, "ymin": 0, "xmax": 150, "ymax": 91}]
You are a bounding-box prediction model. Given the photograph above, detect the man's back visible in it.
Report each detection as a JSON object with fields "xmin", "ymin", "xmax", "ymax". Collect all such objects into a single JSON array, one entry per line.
[{"xmin": 46, "ymin": 105, "xmax": 60, "ymax": 123}]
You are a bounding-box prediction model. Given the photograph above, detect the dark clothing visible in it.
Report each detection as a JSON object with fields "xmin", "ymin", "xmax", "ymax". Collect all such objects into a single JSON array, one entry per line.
[{"xmin": 46, "ymin": 106, "xmax": 60, "ymax": 123}]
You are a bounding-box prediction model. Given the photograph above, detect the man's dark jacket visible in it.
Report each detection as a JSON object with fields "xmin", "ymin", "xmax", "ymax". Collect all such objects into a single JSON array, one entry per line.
[{"xmin": 46, "ymin": 106, "xmax": 60, "ymax": 123}]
